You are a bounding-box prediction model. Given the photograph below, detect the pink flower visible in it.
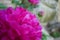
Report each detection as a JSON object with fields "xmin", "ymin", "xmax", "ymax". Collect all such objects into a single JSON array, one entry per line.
[
  {"xmin": 28, "ymin": 0, "xmax": 40, "ymax": 5},
  {"xmin": 0, "ymin": 7, "xmax": 42, "ymax": 40}
]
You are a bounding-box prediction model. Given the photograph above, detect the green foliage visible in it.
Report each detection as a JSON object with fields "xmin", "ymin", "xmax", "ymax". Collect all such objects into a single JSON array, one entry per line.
[
  {"xmin": 51, "ymin": 32, "xmax": 60, "ymax": 38},
  {"xmin": 0, "ymin": 3, "xmax": 7, "ymax": 9},
  {"xmin": 42, "ymin": 33, "xmax": 47, "ymax": 40},
  {"xmin": 11, "ymin": 0, "xmax": 38, "ymax": 11},
  {"xmin": 12, "ymin": 0, "xmax": 22, "ymax": 5}
]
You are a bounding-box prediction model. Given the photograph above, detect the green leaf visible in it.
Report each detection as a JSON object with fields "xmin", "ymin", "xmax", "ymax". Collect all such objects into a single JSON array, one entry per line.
[
  {"xmin": 12, "ymin": 0, "xmax": 19, "ymax": 3},
  {"xmin": 27, "ymin": 4, "xmax": 35, "ymax": 11},
  {"xmin": 27, "ymin": 6, "xmax": 33, "ymax": 11},
  {"xmin": 12, "ymin": 0, "xmax": 21, "ymax": 5},
  {"xmin": 20, "ymin": 4, "xmax": 26, "ymax": 8},
  {"xmin": 51, "ymin": 32, "xmax": 60, "ymax": 38},
  {"xmin": 42, "ymin": 33, "xmax": 47, "ymax": 40},
  {"xmin": 0, "ymin": 3, "xmax": 7, "ymax": 9}
]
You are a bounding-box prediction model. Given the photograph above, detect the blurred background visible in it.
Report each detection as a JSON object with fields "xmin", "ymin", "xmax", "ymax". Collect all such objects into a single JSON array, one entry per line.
[{"xmin": 0, "ymin": 0, "xmax": 60, "ymax": 40}]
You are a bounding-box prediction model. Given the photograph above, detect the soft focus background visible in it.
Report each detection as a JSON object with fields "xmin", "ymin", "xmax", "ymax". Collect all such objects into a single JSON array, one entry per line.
[{"xmin": 0, "ymin": 0, "xmax": 60, "ymax": 40}]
